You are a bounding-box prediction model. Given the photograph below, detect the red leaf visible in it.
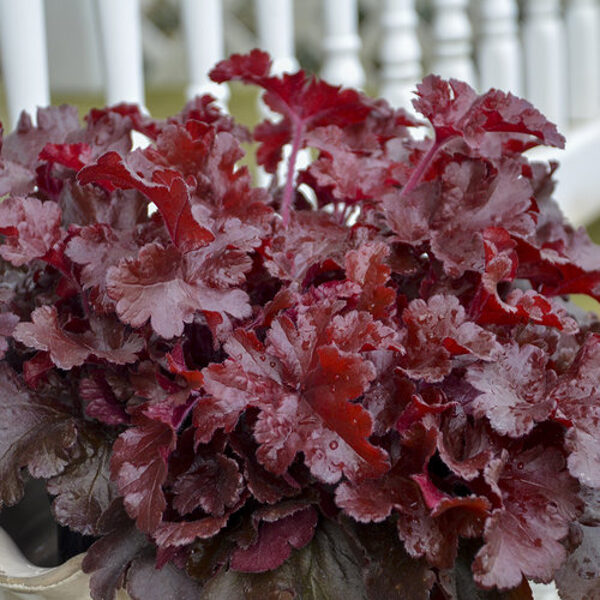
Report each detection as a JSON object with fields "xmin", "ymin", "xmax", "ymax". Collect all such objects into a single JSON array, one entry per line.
[
  {"xmin": 152, "ymin": 514, "xmax": 231, "ymax": 549},
  {"xmin": 466, "ymin": 342, "xmax": 556, "ymax": 438},
  {"xmin": 47, "ymin": 440, "xmax": 115, "ymax": 535},
  {"xmin": 39, "ymin": 142, "xmax": 92, "ymax": 171},
  {"xmin": 14, "ymin": 306, "xmax": 143, "ymax": 369},
  {"xmin": 166, "ymin": 346, "xmax": 203, "ymax": 388},
  {"xmin": 0, "ymin": 364, "xmax": 78, "ymax": 506},
  {"xmin": 172, "ymin": 453, "xmax": 244, "ymax": 517},
  {"xmin": 325, "ymin": 310, "xmax": 404, "ymax": 354},
  {"xmin": 65, "ymin": 223, "xmax": 138, "ymax": 310},
  {"xmin": 110, "ymin": 414, "xmax": 176, "ymax": 532},
  {"xmin": 230, "ymin": 506, "xmax": 318, "ymax": 573},
  {"xmin": 344, "ymin": 241, "xmax": 397, "ymax": 318},
  {"xmin": 473, "ymin": 447, "xmax": 581, "ymax": 589},
  {"xmin": 413, "ymin": 75, "xmax": 564, "ymax": 149},
  {"xmin": 78, "ymin": 151, "xmax": 214, "ymax": 252},
  {"xmin": 401, "ymin": 294, "xmax": 501, "ymax": 383},
  {"xmin": 202, "ymin": 311, "xmax": 390, "ymax": 483},
  {"xmin": 550, "ymin": 334, "xmax": 600, "ymax": 487},
  {"xmin": 80, "ymin": 375, "xmax": 129, "ymax": 426},
  {"xmin": 0, "ymin": 196, "xmax": 62, "ymax": 266},
  {"xmin": 472, "ymin": 227, "xmax": 579, "ymax": 331},
  {"xmin": 210, "ymin": 49, "xmax": 371, "ymax": 222},
  {"xmin": 106, "ymin": 242, "xmax": 251, "ymax": 339}
]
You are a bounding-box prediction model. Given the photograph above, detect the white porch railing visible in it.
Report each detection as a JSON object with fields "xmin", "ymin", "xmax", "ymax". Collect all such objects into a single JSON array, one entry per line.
[{"xmin": 0, "ymin": 0, "xmax": 599, "ymax": 233}]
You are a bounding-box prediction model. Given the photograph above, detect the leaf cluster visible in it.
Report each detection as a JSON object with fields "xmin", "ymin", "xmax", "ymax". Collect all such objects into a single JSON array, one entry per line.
[{"xmin": 1, "ymin": 50, "xmax": 600, "ymax": 599}]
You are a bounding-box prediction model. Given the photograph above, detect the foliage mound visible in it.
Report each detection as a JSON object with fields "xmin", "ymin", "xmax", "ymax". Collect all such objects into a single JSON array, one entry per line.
[{"xmin": 1, "ymin": 50, "xmax": 600, "ymax": 599}]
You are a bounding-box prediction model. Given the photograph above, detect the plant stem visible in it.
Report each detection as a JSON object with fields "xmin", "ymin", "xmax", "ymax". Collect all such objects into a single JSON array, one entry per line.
[
  {"xmin": 281, "ymin": 117, "xmax": 304, "ymax": 227},
  {"xmin": 400, "ymin": 136, "xmax": 447, "ymax": 198}
]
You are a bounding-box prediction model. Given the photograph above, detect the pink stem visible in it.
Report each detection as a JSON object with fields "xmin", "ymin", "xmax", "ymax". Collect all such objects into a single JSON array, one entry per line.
[
  {"xmin": 281, "ymin": 117, "xmax": 304, "ymax": 227},
  {"xmin": 400, "ymin": 136, "xmax": 447, "ymax": 198}
]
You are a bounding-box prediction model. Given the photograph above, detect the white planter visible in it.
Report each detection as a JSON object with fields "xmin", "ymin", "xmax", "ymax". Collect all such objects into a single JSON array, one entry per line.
[{"xmin": 0, "ymin": 527, "xmax": 90, "ymax": 600}]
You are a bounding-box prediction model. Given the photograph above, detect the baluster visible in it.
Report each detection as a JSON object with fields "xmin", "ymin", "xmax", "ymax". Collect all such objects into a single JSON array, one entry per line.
[
  {"xmin": 379, "ymin": 0, "xmax": 422, "ymax": 110},
  {"xmin": 255, "ymin": 0, "xmax": 298, "ymax": 74},
  {"xmin": 254, "ymin": 0, "xmax": 305, "ymax": 187},
  {"xmin": 566, "ymin": 0, "xmax": 600, "ymax": 123},
  {"xmin": 430, "ymin": 0, "xmax": 476, "ymax": 87},
  {"xmin": 0, "ymin": 0, "xmax": 50, "ymax": 127},
  {"xmin": 181, "ymin": 0, "xmax": 228, "ymax": 109},
  {"xmin": 95, "ymin": 0, "xmax": 145, "ymax": 107},
  {"xmin": 478, "ymin": 0, "xmax": 521, "ymax": 95},
  {"xmin": 522, "ymin": 0, "xmax": 567, "ymax": 130},
  {"xmin": 321, "ymin": 0, "xmax": 365, "ymax": 88}
]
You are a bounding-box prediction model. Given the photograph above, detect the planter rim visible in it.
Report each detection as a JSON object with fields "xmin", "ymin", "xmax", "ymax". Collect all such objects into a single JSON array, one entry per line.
[{"xmin": 0, "ymin": 526, "xmax": 86, "ymax": 591}]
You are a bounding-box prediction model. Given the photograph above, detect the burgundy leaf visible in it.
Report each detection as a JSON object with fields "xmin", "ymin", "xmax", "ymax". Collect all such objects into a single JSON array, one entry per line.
[
  {"xmin": 65, "ymin": 223, "xmax": 138, "ymax": 309},
  {"xmin": 344, "ymin": 241, "xmax": 397, "ymax": 318},
  {"xmin": 264, "ymin": 210, "xmax": 349, "ymax": 282},
  {"xmin": 4, "ymin": 106, "xmax": 80, "ymax": 165},
  {"xmin": 48, "ymin": 440, "xmax": 115, "ymax": 535},
  {"xmin": 412, "ymin": 75, "xmax": 564, "ymax": 149},
  {"xmin": 230, "ymin": 506, "xmax": 318, "ymax": 572},
  {"xmin": 83, "ymin": 525, "xmax": 149, "ymax": 600},
  {"xmin": 39, "ymin": 142, "xmax": 92, "ymax": 171},
  {"xmin": 516, "ymin": 223, "xmax": 600, "ymax": 303},
  {"xmin": 550, "ymin": 334, "xmax": 600, "ymax": 488},
  {"xmin": 106, "ymin": 242, "xmax": 251, "ymax": 339},
  {"xmin": 325, "ymin": 310, "xmax": 404, "ymax": 354},
  {"xmin": 110, "ymin": 414, "xmax": 176, "ymax": 532},
  {"xmin": 78, "ymin": 151, "xmax": 214, "ymax": 252},
  {"xmin": 210, "ymin": 49, "xmax": 371, "ymax": 223},
  {"xmin": 0, "ymin": 364, "xmax": 78, "ymax": 506},
  {"xmin": 465, "ymin": 342, "xmax": 557, "ymax": 438},
  {"xmin": 473, "ymin": 447, "xmax": 581, "ymax": 589},
  {"xmin": 152, "ymin": 514, "xmax": 231, "ymax": 549},
  {"xmin": 172, "ymin": 453, "xmax": 244, "ymax": 517},
  {"xmin": 437, "ymin": 405, "xmax": 495, "ymax": 481},
  {"xmin": 555, "ymin": 525, "xmax": 600, "ymax": 600},
  {"xmin": 472, "ymin": 228, "xmax": 579, "ymax": 331},
  {"xmin": 14, "ymin": 306, "xmax": 143, "ymax": 369},
  {"xmin": 0, "ymin": 196, "xmax": 62, "ymax": 266},
  {"xmin": 203, "ymin": 319, "xmax": 389, "ymax": 483},
  {"xmin": 80, "ymin": 375, "xmax": 129, "ymax": 426},
  {"xmin": 401, "ymin": 294, "xmax": 501, "ymax": 383}
]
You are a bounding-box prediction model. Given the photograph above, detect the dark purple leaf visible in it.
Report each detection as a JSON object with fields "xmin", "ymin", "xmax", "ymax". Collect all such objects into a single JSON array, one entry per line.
[
  {"xmin": 0, "ymin": 364, "xmax": 78, "ymax": 506},
  {"xmin": 110, "ymin": 414, "xmax": 176, "ymax": 532},
  {"xmin": 48, "ymin": 440, "xmax": 116, "ymax": 535},
  {"xmin": 473, "ymin": 446, "xmax": 581, "ymax": 589}
]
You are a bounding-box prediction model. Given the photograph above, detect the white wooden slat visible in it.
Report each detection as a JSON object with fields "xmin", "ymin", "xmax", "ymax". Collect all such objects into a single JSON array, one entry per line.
[
  {"xmin": 530, "ymin": 581, "xmax": 560, "ymax": 600},
  {"xmin": 430, "ymin": 0, "xmax": 476, "ymax": 87},
  {"xmin": 0, "ymin": 0, "xmax": 50, "ymax": 127},
  {"xmin": 181, "ymin": 0, "xmax": 228, "ymax": 109},
  {"xmin": 379, "ymin": 0, "xmax": 422, "ymax": 110},
  {"xmin": 522, "ymin": 0, "xmax": 567, "ymax": 131},
  {"xmin": 255, "ymin": 0, "xmax": 298, "ymax": 74},
  {"xmin": 478, "ymin": 0, "xmax": 522, "ymax": 95},
  {"xmin": 95, "ymin": 0, "xmax": 145, "ymax": 107},
  {"xmin": 565, "ymin": 0, "xmax": 600, "ymax": 122},
  {"xmin": 254, "ymin": 0, "xmax": 300, "ymax": 186},
  {"xmin": 321, "ymin": 0, "xmax": 365, "ymax": 88}
]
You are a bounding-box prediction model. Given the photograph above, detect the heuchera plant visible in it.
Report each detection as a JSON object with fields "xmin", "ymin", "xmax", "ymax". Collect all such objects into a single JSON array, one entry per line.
[{"xmin": 2, "ymin": 49, "xmax": 600, "ymax": 599}]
